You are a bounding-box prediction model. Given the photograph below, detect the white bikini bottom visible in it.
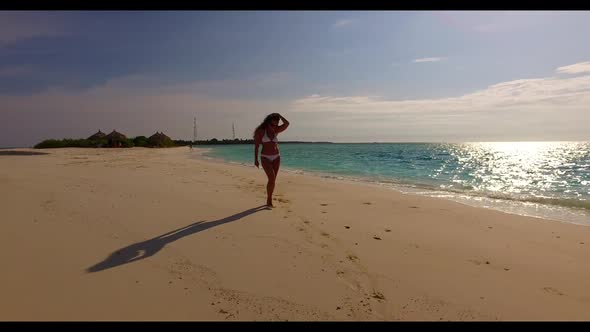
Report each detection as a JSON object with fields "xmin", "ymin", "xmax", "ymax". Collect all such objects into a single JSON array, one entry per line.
[{"xmin": 261, "ymin": 154, "xmax": 280, "ymax": 162}]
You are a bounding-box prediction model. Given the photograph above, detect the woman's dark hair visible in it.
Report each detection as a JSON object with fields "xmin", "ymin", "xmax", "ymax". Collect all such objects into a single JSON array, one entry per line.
[{"xmin": 253, "ymin": 113, "xmax": 280, "ymax": 138}]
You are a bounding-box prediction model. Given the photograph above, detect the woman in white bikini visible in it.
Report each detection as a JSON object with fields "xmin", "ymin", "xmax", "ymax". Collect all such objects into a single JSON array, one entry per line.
[{"xmin": 254, "ymin": 113, "xmax": 290, "ymax": 207}]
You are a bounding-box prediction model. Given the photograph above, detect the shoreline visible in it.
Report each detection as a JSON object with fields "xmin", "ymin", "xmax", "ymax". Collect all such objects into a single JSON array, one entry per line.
[{"xmin": 196, "ymin": 147, "xmax": 590, "ymax": 227}]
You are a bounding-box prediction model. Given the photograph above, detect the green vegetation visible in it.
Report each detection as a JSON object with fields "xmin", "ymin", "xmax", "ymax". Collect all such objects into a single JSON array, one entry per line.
[
  {"xmin": 34, "ymin": 138, "xmax": 105, "ymax": 149},
  {"xmin": 34, "ymin": 138, "xmax": 135, "ymax": 149},
  {"xmin": 133, "ymin": 136, "xmax": 149, "ymax": 147}
]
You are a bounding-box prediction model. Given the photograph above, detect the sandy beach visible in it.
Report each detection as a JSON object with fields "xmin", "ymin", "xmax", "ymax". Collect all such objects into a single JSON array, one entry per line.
[{"xmin": 1, "ymin": 146, "xmax": 590, "ymax": 321}]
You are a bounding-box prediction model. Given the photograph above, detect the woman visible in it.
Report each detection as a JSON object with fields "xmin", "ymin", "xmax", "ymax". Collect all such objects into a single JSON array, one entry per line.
[{"xmin": 254, "ymin": 113, "xmax": 289, "ymax": 207}]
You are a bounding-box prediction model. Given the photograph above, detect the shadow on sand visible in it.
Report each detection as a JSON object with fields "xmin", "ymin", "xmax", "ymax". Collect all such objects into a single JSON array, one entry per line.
[{"xmin": 87, "ymin": 205, "xmax": 269, "ymax": 273}]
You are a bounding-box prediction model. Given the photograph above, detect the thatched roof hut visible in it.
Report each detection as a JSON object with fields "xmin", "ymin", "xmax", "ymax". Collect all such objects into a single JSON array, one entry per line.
[
  {"xmin": 105, "ymin": 130, "xmax": 128, "ymax": 147},
  {"xmin": 148, "ymin": 131, "xmax": 174, "ymax": 147},
  {"xmin": 87, "ymin": 130, "xmax": 106, "ymax": 140}
]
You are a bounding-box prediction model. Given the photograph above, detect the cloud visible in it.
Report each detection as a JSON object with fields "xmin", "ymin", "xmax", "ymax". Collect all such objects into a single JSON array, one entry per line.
[
  {"xmin": 0, "ymin": 11, "xmax": 68, "ymax": 46},
  {"xmin": 436, "ymin": 11, "xmax": 558, "ymax": 34},
  {"xmin": 473, "ymin": 12, "xmax": 559, "ymax": 33},
  {"xmin": 333, "ymin": 19, "xmax": 355, "ymax": 29},
  {"xmin": 413, "ymin": 57, "xmax": 446, "ymax": 63},
  {"xmin": 287, "ymin": 60, "xmax": 590, "ymax": 141},
  {"xmin": 153, "ymin": 71, "xmax": 292, "ymax": 99},
  {"xmin": 556, "ymin": 61, "xmax": 590, "ymax": 75},
  {"xmin": 292, "ymin": 74, "xmax": 590, "ymax": 115}
]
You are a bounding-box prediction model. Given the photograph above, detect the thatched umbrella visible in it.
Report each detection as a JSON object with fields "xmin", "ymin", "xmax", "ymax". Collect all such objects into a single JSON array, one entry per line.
[
  {"xmin": 87, "ymin": 130, "xmax": 106, "ymax": 140},
  {"xmin": 148, "ymin": 131, "xmax": 174, "ymax": 147},
  {"xmin": 105, "ymin": 130, "xmax": 128, "ymax": 148}
]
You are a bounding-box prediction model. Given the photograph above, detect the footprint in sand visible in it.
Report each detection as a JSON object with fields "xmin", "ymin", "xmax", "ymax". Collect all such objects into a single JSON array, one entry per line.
[
  {"xmin": 543, "ymin": 287, "xmax": 564, "ymax": 296},
  {"xmin": 371, "ymin": 291, "xmax": 386, "ymax": 301},
  {"xmin": 409, "ymin": 206, "xmax": 419, "ymax": 209},
  {"xmin": 320, "ymin": 203, "xmax": 328, "ymax": 206},
  {"xmin": 373, "ymin": 236, "xmax": 382, "ymax": 240},
  {"xmin": 468, "ymin": 259, "xmax": 490, "ymax": 266},
  {"xmin": 385, "ymin": 229, "xmax": 391, "ymax": 232},
  {"xmin": 320, "ymin": 231, "xmax": 330, "ymax": 237},
  {"xmin": 347, "ymin": 254, "xmax": 359, "ymax": 262},
  {"xmin": 322, "ymin": 211, "xmax": 327, "ymax": 214},
  {"xmin": 362, "ymin": 202, "xmax": 372, "ymax": 205},
  {"xmin": 344, "ymin": 226, "xmax": 350, "ymax": 229}
]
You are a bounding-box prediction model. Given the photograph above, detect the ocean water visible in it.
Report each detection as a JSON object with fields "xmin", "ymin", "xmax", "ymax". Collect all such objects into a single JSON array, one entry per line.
[{"xmin": 199, "ymin": 142, "xmax": 590, "ymax": 226}]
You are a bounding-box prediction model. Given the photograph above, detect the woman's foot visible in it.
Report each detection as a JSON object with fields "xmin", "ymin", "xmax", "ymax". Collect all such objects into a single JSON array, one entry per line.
[{"xmin": 267, "ymin": 198, "xmax": 274, "ymax": 208}]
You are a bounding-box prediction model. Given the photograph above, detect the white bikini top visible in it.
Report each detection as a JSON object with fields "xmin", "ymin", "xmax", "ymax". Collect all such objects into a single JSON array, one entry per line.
[{"xmin": 261, "ymin": 129, "xmax": 278, "ymax": 143}]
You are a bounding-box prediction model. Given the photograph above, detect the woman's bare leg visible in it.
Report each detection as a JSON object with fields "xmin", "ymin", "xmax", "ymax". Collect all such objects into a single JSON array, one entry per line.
[
  {"xmin": 272, "ymin": 156, "xmax": 281, "ymax": 180},
  {"xmin": 261, "ymin": 158, "xmax": 276, "ymax": 207}
]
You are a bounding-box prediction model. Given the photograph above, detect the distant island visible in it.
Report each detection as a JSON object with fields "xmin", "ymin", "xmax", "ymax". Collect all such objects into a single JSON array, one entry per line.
[
  {"xmin": 176, "ymin": 139, "xmax": 333, "ymax": 145},
  {"xmin": 34, "ymin": 130, "xmax": 333, "ymax": 149},
  {"xmin": 35, "ymin": 130, "xmax": 176, "ymax": 149}
]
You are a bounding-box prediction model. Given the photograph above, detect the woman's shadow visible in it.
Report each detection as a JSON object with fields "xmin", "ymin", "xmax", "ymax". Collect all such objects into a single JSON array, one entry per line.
[{"xmin": 87, "ymin": 205, "xmax": 269, "ymax": 273}]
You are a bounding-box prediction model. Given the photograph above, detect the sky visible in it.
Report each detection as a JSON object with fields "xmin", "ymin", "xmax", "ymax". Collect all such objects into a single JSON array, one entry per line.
[{"xmin": 1, "ymin": 10, "xmax": 590, "ymax": 146}]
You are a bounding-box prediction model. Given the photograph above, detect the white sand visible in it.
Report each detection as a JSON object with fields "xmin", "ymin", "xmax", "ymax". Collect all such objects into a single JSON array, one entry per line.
[{"xmin": 1, "ymin": 147, "xmax": 590, "ymax": 320}]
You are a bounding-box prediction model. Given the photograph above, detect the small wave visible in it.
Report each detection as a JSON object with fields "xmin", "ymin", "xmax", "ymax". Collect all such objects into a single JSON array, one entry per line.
[
  {"xmin": 393, "ymin": 182, "xmax": 590, "ymax": 211},
  {"xmin": 479, "ymin": 193, "xmax": 590, "ymax": 211},
  {"xmin": 393, "ymin": 183, "xmax": 590, "ymax": 211}
]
